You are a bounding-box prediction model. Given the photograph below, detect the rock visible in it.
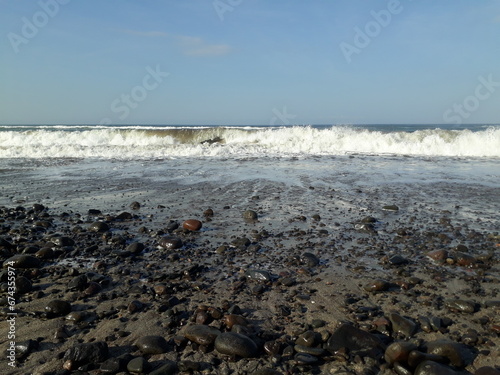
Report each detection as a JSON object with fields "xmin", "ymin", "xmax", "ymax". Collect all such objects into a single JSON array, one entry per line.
[
  {"xmin": 214, "ymin": 332, "xmax": 258, "ymax": 358},
  {"xmin": 407, "ymin": 350, "xmax": 447, "ymax": 368},
  {"xmin": 243, "ymin": 209, "xmax": 258, "ymax": 222},
  {"xmin": 294, "ymin": 352, "xmax": 319, "ymax": 364},
  {"xmin": 414, "ymin": 360, "xmax": 458, "ymax": 375},
  {"xmin": 295, "ymin": 330, "xmax": 321, "ymax": 347},
  {"xmin": 68, "ymin": 274, "xmax": 88, "ymax": 291},
  {"xmin": 183, "ymin": 325, "xmax": 221, "ymax": 345},
  {"xmin": 15, "ymin": 339, "xmax": 38, "ymax": 359},
  {"xmin": 384, "ymin": 341, "xmax": 418, "ymax": 364},
  {"xmin": 45, "ymin": 300, "xmax": 72, "ymax": 318},
  {"xmin": 454, "ymin": 252, "xmax": 476, "ymax": 267},
  {"xmin": 383, "ymin": 205, "xmax": 399, "ymax": 211},
  {"xmin": 444, "ymin": 299, "xmax": 476, "ymax": 313},
  {"xmin": 388, "ymin": 254, "xmax": 408, "ymax": 265},
  {"xmin": 51, "ymin": 236, "xmax": 75, "ymax": 247},
  {"xmin": 15, "ymin": 276, "xmax": 32, "ymax": 294},
  {"xmin": 158, "ymin": 236, "xmax": 183, "ymax": 250},
  {"xmin": 326, "ymin": 323, "xmax": 385, "ymax": 358},
  {"xmin": 116, "ymin": 211, "xmax": 133, "ymax": 220},
  {"xmin": 363, "ymin": 279, "xmax": 390, "ymax": 292},
  {"xmin": 251, "ymin": 369, "xmax": 282, "ymax": 375},
  {"xmin": 127, "ymin": 357, "xmax": 150, "ymax": 373},
  {"xmin": 245, "ymin": 269, "xmax": 272, "ymax": 282},
  {"xmin": 203, "ymin": 208, "xmax": 214, "ymax": 217},
  {"xmin": 89, "ymin": 221, "xmax": 109, "ymax": 232},
  {"xmin": 135, "ymin": 336, "xmax": 169, "ymax": 354},
  {"xmin": 425, "ymin": 339, "xmax": 474, "ymax": 368},
  {"xmin": 294, "ymin": 345, "xmax": 325, "ymax": 356},
  {"xmin": 130, "ymin": 201, "xmax": 141, "ymax": 210},
  {"xmin": 301, "ymin": 252, "xmax": 320, "ymax": 267},
  {"xmin": 388, "ymin": 312, "xmax": 417, "ymax": 337},
  {"xmin": 63, "ymin": 342, "xmax": 108, "ymax": 367},
  {"xmin": 427, "ymin": 250, "xmax": 448, "ymax": 262},
  {"xmin": 100, "ymin": 357, "xmax": 127, "ymax": 373},
  {"xmin": 127, "ymin": 242, "xmax": 145, "ymax": 254},
  {"xmin": 183, "ymin": 219, "xmax": 202, "ymax": 231},
  {"xmin": 223, "ymin": 314, "xmax": 248, "ymax": 329},
  {"xmin": 148, "ymin": 361, "xmax": 178, "ymax": 375},
  {"xmin": 0, "ymin": 237, "xmax": 15, "ymax": 250},
  {"xmin": 3, "ymin": 254, "xmax": 41, "ymax": 268}
]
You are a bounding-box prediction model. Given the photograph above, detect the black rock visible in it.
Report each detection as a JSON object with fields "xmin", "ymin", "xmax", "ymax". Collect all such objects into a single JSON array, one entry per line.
[
  {"xmin": 326, "ymin": 323, "xmax": 385, "ymax": 358},
  {"xmin": 214, "ymin": 332, "xmax": 258, "ymax": 358},
  {"xmin": 3, "ymin": 254, "xmax": 41, "ymax": 269},
  {"xmin": 89, "ymin": 221, "xmax": 110, "ymax": 232},
  {"xmin": 45, "ymin": 300, "xmax": 72, "ymax": 318},
  {"xmin": 63, "ymin": 342, "xmax": 109, "ymax": 367},
  {"xmin": 135, "ymin": 336, "xmax": 169, "ymax": 355}
]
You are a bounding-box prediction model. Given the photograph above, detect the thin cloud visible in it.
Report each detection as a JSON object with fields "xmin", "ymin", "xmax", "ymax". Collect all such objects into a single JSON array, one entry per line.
[
  {"xmin": 117, "ymin": 29, "xmax": 231, "ymax": 56},
  {"xmin": 175, "ymin": 35, "xmax": 231, "ymax": 57}
]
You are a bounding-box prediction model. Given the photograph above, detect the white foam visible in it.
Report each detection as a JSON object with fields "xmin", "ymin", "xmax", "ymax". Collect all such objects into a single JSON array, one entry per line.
[{"xmin": 0, "ymin": 125, "xmax": 499, "ymax": 159}]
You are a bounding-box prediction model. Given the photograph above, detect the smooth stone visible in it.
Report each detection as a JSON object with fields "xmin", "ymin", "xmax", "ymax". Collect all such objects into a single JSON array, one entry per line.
[
  {"xmin": 51, "ymin": 236, "xmax": 75, "ymax": 247},
  {"xmin": 89, "ymin": 221, "xmax": 109, "ymax": 232},
  {"xmin": 326, "ymin": 323, "xmax": 385, "ymax": 358},
  {"xmin": 363, "ymin": 279, "xmax": 390, "ymax": 292},
  {"xmin": 63, "ymin": 342, "xmax": 108, "ymax": 367},
  {"xmin": 223, "ymin": 314, "xmax": 248, "ymax": 329},
  {"xmin": 294, "ymin": 352, "xmax": 318, "ymax": 364},
  {"xmin": 384, "ymin": 341, "xmax": 418, "ymax": 364},
  {"xmin": 15, "ymin": 339, "xmax": 38, "ymax": 359},
  {"xmin": 3, "ymin": 254, "xmax": 41, "ymax": 268},
  {"xmin": 135, "ymin": 335, "xmax": 169, "ymax": 354},
  {"xmin": 127, "ymin": 242, "xmax": 145, "ymax": 254},
  {"xmin": 454, "ymin": 252, "xmax": 476, "ymax": 267},
  {"xmin": 214, "ymin": 332, "xmax": 258, "ymax": 358},
  {"xmin": 148, "ymin": 361, "xmax": 178, "ymax": 375},
  {"xmin": 100, "ymin": 357, "xmax": 126, "ymax": 373},
  {"xmin": 383, "ymin": 205, "xmax": 399, "ymax": 211},
  {"xmin": 15, "ymin": 276, "xmax": 32, "ymax": 294},
  {"xmin": 127, "ymin": 357, "xmax": 150, "ymax": 373},
  {"xmin": 158, "ymin": 236, "xmax": 183, "ymax": 250},
  {"xmin": 182, "ymin": 219, "xmax": 202, "ymax": 231},
  {"xmin": 388, "ymin": 312, "xmax": 417, "ymax": 337},
  {"xmin": 295, "ymin": 330, "xmax": 321, "ymax": 347},
  {"xmin": 245, "ymin": 269, "xmax": 272, "ymax": 282},
  {"xmin": 388, "ymin": 254, "xmax": 408, "ymax": 265},
  {"xmin": 130, "ymin": 201, "xmax": 141, "ymax": 210},
  {"xmin": 35, "ymin": 247, "xmax": 55, "ymax": 259},
  {"xmin": 408, "ymin": 350, "xmax": 447, "ymax": 368},
  {"xmin": 68, "ymin": 274, "xmax": 88, "ymax": 291},
  {"xmin": 301, "ymin": 252, "xmax": 320, "ymax": 267},
  {"xmin": 45, "ymin": 299, "xmax": 72, "ymax": 317},
  {"xmin": 425, "ymin": 339, "xmax": 474, "ymax": 368},
  {"xmin": 427, "ymin": 249, "xmax": 448, "ymax": 262},
  {"xmin": 183, "ymin": 325, "xmax": 221, "ymax": 345},
  {"xmin": 414, "ymin": 360, "xmax": 458, "ymax": 375},
  {"xmin": 444, "ymin": 299, "xmax": 476, "ymax": 313},
  {"xmin": 243, "ymin": 209, "xmax": 258, "ymax": 221},
  {"xmin": 294, "ymin": 344, "xmax": 325, "ymax": 356}
]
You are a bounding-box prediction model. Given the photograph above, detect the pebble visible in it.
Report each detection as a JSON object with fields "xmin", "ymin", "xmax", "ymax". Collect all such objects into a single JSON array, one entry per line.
[
  {"xmin": 294, "ymin": 352, "xmax": 319, "ymax": 364},
  {"xmin": 135, "ymin": 335, "xmax": 169, "ymax": 354},
  {"xmin": 148, "ymin": 361, "xmax": 178, "ymax": 375},
  {"xmin": 63, "ymin": 342, "xmax": 109, "ymax": 367},
  {"xmin": 326, "ymin": 323, "xmax": 385, "ymax": 358},
  {"xmin": 3, "ymin": 254, "xmax": 41, "ymax": 269},
  {"xmin": 183, "ymin": 219, "xmax": 203, "ymax": 231},
  {"xmin": 475, "ymin": 367, "xmax": 500, "ymax": 375},
  {"xmin": 388, "ymin": 312, "xmax": 417, "ymax": 337},
  {"xmin": 363, "ymin": 279, "xmax": 390, "ymax": 292},
  {"xmin": 425, "ymin": 339, "xmax": 474, "ymax": 368},
  {"xmin": 444, "ymin": 299, "xmax": 476, "ymax": 313},
  {"xmin": 45, "ymin": 299, "xmax": 72, "ymax": 318},
  {"xmin": 15, "ymin": 276, "xmax": 32, "ymax": 294},
  {"xmin": 243, "ymin": 209, "xmax": 258, "ymax": 221},
  {"xmin": 127, "ymin": 356, "xmax": 150, "ymax": 373},
  {"xmin": 245, "ymin": 269, "xmax": 272, "ymax": 282},
  {"xmin": 127, "ymin": 242, "xmax": 145, "ymax": 254},
  {"xmin": 384, "ymin": 341, "xmax": 417, "ymax": 364},
  {"xmin": 183, "ymin": 324, "xmax": 221, "ymax": 345},
  {"xmin": 214, "ymin": 332, "xmax": 258, "ymax": 358},
  {"xmin": 89, "ymin": 221, "xmax": 109, "ymax": 232},
  {"xmin": 158, "ymin": 236, "xmax": 183, "ymax": 250},
  {"xmin": 427, "ymin": 249, "xmax": 448, "ymax": 262},
  {"xmin": 414, "ymin": 360, "xmax": 458, "ymax": 375}
]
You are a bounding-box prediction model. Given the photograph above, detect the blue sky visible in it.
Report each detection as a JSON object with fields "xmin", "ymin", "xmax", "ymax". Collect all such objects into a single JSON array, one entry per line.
[{"xmin": 1, "ymin": 0, "xmax": 499, "ymax": 125}]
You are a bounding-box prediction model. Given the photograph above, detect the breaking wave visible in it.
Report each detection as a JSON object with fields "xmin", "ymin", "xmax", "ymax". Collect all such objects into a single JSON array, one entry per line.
[{"xmin": 0, "ymin": 125, "xmax": 499, "ymax": 159}]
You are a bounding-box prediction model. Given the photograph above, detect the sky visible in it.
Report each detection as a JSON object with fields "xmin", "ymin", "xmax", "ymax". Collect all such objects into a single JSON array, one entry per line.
[{"xmin": 1, "ymin": 0, "xmax": 499, "ymax": 126}]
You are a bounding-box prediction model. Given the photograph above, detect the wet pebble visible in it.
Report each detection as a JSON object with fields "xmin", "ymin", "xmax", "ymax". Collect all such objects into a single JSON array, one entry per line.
[
  {"xmin": 388, "ymin": 312, "xmax": 417, "ymax": 337},
  {"xmin": 215, "ymin": 332, "xmax": 258, "ymax": 358},
  {"xmin": 363, "ymin": 279, "xmax": 390, "ymax": 292},
  {"xmin": 243, "ymin": 209, "xmax": 258, "ymax": 221},
  {"xmin": 183, "ymin": 219, "xmax": 202, "ymax": 231},
  {"xmin": 135, "ymin": 335, "xmax": 169, "ymax": 354},
  {"xmin": 444, "ymin": 299, "xmax": 476, "ymax": 314},
  {"xmin": 3, "ymin": 254, "xmax": 41, "ymax": 269},
  {"xmin": 414, "ymin": 360, "xmax": 458, "ymax": 375},
  {"xmin": 45, "ymin": 299, "xmax": 72, "ymax": 318},
  {"xmin": 425, "ymin": 339, "xmax": 474, "ymax": 368},
  {"xmin": 384, "ymin": 341, "xmax": 417, "ymax": 365},
  {"xmin": 245, "ymin": 269, "xmax": 272, "ymax": 282},
  {"xmin": 89, "ymin": 221, "xmax": 109, "ymax": 232},
  {"xmin": 158, "ymin": 236, "xmax": 183, "ymax": 250},
  {"xmin": 127, "ymin": 356, "xmax": 150, "ymax": 374},
  {"xmin": 15, "ymin": 276, "xmax": 32, "ymax": 294},
  {"xmin": 183, "ymin": 324, "xmax": 221, "ymax": 345},
  {"xmin": 63, "ymin": 342, "xmax": 108, "ymax": 368}
]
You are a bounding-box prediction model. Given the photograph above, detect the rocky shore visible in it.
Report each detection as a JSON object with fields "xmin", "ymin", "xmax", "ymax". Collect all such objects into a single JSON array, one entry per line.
[{"xmin": 0, "ymin": 177, "xmax": 499, "ymax": 375}]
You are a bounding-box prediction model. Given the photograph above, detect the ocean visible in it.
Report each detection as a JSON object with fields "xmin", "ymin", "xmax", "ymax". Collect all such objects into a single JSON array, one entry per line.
[{"xmin": 0, "ymin": 123, "xmax": 498, "ymax": 232}]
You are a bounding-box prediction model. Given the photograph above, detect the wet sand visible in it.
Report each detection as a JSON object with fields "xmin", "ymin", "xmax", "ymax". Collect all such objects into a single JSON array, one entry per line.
[{"xmin": 0, "ymin": 156, "xmax": 499, "ymax": 374}]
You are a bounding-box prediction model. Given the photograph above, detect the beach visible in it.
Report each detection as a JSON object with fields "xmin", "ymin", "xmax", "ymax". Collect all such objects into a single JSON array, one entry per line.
[{"xmin": 0, "ymin": 125, "xmax": 499, "ymax": 374}]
